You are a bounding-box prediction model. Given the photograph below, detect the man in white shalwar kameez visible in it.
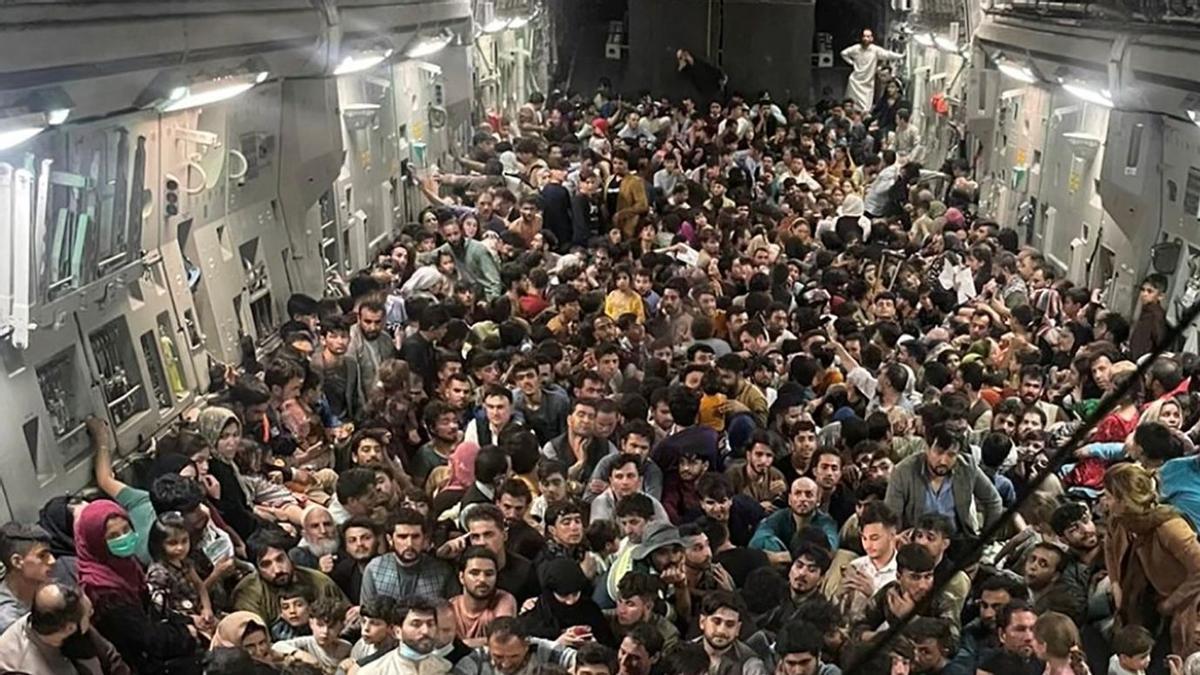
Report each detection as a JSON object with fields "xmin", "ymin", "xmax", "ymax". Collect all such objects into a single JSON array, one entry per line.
[{"xmin": 840, "ymin": 29, "xmax": 903, "ymax": 112}]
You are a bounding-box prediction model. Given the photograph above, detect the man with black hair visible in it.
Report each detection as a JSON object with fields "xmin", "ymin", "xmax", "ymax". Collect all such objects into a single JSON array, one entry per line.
[
  {"xmin": 358, "ymin": 595, "xmax": 453, "ymax": 675},
  {"xmin": 449, "ymin": 547, "xmax": 516, "ymax": 646},
  {"xmin": 769, "ymin": 620, "xmax": 835, "ymax": 675},
  {"xmin": 715, "ymin": 353, "xmax": 768, "ymax": 427},
  {"xmin": 461, "ymin": 504, "xmax": 541, "ymax": 602},
  {"xmin": 542, "ymin": 398, "xmax": 613, "ymax": 484},
  {"xmin": 883, "ymin": 423, "xmax": 1002, "ymax": 539},
  {"xmin": 347, "ymin": 297, "xmax": 396, "ymax": 416},
  {"xmin": 590, "ymin": 454, "xmax": 669, "ymax": 524},
  {"xmin": 854, "ymin": 542, "xmax": 956, "ymax": 641},
  {"xmin": 604, "ymin": 571, "xmax": 680, "ymax": 650},
  {"xmin": 401, "ymin": 304, "xmax": 450, "ymax": 393},
  {"xmin": 232, "ymin": 528, "xmax": 347, "ymax": 624},
  {"xmin": 511, "ymin": 358, "xmax": 571, "ymax": 445},
  {"xmin": 454, "ymin": 615, "xmax": 576, "ymax": 675},
  {"xmin": 616, "ymin": 623, "xmax": 663, "ymax": 675},
  {"xmin": 1130, "ymin": 272, "xmax": 1169, "ymax": 360},
  {"xmin": 959, "ymin": 575, "xmax": 1027, "ymax": 666},
  {"xmin": 311, "ymin": 313, "xmax": 353, "ymax": 420},
  {"xmin": 360, "ymin": 509, "xmax": 455, "ymax": 607},
  {"xmin": 697, "ymin": 516, "xmax": 769, "ymax": 588},
  {"xmin": 781, "ymin": 542, "xmax": 831, "ymax": 616},
  {"xmin": 655, "ymin": 386, "xmax": 720, "ymax": 525},
  {"xmin": 976, "ymin": 600, "xmax": 1042, "ymax": 675},
  {"xmin": 329, "ymin": 467, "xmax": 384, "ymax": 525},
  {"xmin": 692, "ymin": 591, "xmax": 768, "ymax": 675},
  {"xmin": 907, "ymin": 617, "xmax": 968, "ymax": 675},
  {"xmin": 0, "ymin": 523, "xmax": 56, "ymax": 633}
]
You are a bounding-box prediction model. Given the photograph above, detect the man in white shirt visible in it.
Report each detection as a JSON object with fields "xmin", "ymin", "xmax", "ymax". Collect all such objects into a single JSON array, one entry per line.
[
  {"xmin": 840, "ymin": 29, "xmax": 903, "ymax": 112},
  {"xmin": 838, "ymin": 501, "xmax": 899, "ymax": 622}
]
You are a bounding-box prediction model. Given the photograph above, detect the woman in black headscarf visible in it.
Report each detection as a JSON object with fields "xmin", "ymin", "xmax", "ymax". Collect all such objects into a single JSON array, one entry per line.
[
  {"xmin": 521, "ymin": 558, "xmax": 615, "ymax": 647},
  {"xmin": 38, "ymin": 495, "xmax": 82, "ymax": 583}
]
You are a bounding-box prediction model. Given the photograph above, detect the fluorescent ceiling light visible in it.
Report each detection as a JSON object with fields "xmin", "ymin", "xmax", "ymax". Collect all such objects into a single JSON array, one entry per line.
[
  {"xmin": 998, "ymin": 61, "xmax": 1038, "ymax": 83},
  {"xmin": 342, "ymin": 103, "xmax": 382, "ymax": 113},
  {"xmin": 47, "ymin": 109, "xmax": 70, "ymax": 125},
  {"xmin": 334, "ymin": 49, "xmax": 393, "ymax": 76},
  {"xmin": 934, "ymin": 35, "xmax": 961, "ymax": 53},
  {"xmin": 407, "ymin": 32, "xmax": 453, "ymax": 58},
  {"xmin": 1188, "ymin": 110, "xmax": 1200, "ymax": 128},
  {"xmin": 0, "ymin": 126, "xmax": 44, "ymax": 151},
  {"xmin": 912, "ymin": 33, "xmax": 935, "ymax": 47},
  {"xmin": 507, "ymin": 16, "xmax": 530, "ymax": 29},
  {"xmin": 482, "ymin": 17, "xmax": 510, "ymax": 33},
  {"xmin": 1062, "ymin": 82, "xmax": 1113, "ymax": 108},
  {"xmin": 161, "ymin": 72, "xmax": 267, "ymax": 112}
]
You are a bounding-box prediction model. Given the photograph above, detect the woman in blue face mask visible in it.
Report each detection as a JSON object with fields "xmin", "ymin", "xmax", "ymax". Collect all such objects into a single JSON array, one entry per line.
[{"xmin": 75, "ymin": 499, "xmax": 202, "ymax": 675}]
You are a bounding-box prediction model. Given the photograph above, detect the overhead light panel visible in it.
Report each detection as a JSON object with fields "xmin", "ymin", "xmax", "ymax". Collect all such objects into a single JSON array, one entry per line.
[
  {"xmin": 1062, "ymin": 82, "xmax": 1113, "ymax": 108},
  {"xmin": 47, "ymin": 109, "xmax": 70, "ymax": 125},
  {"xmin": 997, "ymin": 60, "xmax": 1038, "ymax": 84},
  {"xmin": 912, "ymin": 33, "xmax": 935, "ymax": 48},
  {"xmin": 934, "ymin": 35, "xmax": 962, "ymax": 53},
  {"xmin": 507, "ymin": 16, "xmax": 530, "ymax": 29},
  {"xmin": 335, "ymin": 49, "xmax": 393, "ymax": 76},
  {"xmin": 1188, "ymin": 110, "xmax": 1200, "ymax": 128},
  {"xmin": 482, "ymin": 17, "xmax": 510, "ymax": 33},
  {"xmin": 406, "ymin": 29, "xmax": 454, "ymax": 58},
  {"xmin": 160, "ymin": 71, "xmax": 268, "ymax": 112},
  {"xmin": 0, "ymin": 111, "xmax": 54, "ymax": 151}
]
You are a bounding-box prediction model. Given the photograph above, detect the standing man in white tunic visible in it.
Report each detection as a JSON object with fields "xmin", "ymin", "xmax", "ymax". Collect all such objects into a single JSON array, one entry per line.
[{"xmin": 840, "ymin": 29, "xmax": 903, "ymax": 113}]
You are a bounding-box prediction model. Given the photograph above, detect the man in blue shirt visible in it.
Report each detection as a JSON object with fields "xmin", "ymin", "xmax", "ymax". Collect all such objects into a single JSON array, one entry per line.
[{"xmin": 749, "ymin": 477, "xmax": 838, "ymax": 564}]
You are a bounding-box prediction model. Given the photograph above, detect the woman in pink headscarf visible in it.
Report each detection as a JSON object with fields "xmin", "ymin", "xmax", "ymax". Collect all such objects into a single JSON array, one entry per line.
[
  {"xmin": 76, "ymin": 500, "xmax": 200, "ymax": 675},
  {"xmin": 431, "ymin": 442, "xmax": 481, "ymax": 514}
]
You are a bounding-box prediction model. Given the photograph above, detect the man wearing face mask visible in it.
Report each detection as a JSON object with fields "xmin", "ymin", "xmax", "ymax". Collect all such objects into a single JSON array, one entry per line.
[
  {"xmin": 0, "ymin": 582, "xmax": 130, "ymax": 675},
  {"xmin": 359, "ymin": 595, "xmax": 453, "ymax": 675}
]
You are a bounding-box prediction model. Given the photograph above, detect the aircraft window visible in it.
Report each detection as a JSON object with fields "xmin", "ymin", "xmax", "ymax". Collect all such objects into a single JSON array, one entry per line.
[
  {"xmin": 89, "ymin": 319, "xmax": 149, "ymax": 428},
  {"xmin": 139, "ymin": 329, "xmax": 171, "ymax": 410},
  {"xmin": 1186, "ymin": 167, "xmax": 1200, "ymax": 218},
  {"xmin": 1126, "ymin": 123, "xmax": 1143, "ymax": 169}
]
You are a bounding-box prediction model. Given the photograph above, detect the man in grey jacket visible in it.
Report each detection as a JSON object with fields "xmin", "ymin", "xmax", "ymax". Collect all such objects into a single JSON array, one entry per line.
[{"xmin": 884, "ymin": 423, "xmax": 1003, "ymax": 541}]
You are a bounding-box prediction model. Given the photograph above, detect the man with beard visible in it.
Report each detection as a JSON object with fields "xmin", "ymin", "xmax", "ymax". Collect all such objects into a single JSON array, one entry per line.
[
  {"xmin": 1048, "ymin": 502, "xmax": 1102, "ymax": 625},
  {"xmin": 310, "ymin": 314, "xmax": 353, "ymax": 421},
  {"xmin": 428, "ymin": 211, "xmax": 499, "ymax": 299},
  {"xmin": 959, "ymin": 576, "xmax": 1026, "ymax": 668},
  {"xmin": 749, "ymin": 477, "xmax": 838, "ymax": 564},
  {"xmin": 359, "ymin": 596, "xmax": 452, "ymax": 675},
  {"xmin": 347, "ymin": 298, "xmax": 396, "ymax": 417},
  {"xmin": 1016, "ymin": 365, "xmax": 1063, "ymax": 426},
  {"xmin": 0, "ymin": 582, "xmax": 130, "ymax": 675},
  {"xmin": 289, "ymin": 505, "xmax": 339, "ymax": 572},
  {"xmin": 449, "ymin": 547, "xmax": 516, "ymax": 646},
  {"xmin": 854, "ymin": 543, "xmax": 955, "ymax": 641},
  {"xmin": 360, "ymin": 509, "xmax": 455, "ymax": 607},
  {"xmin": 460, "ymin": 505, "xmax": 540, "ymax": 602},
  {"xmin": 329, "ymin": 517, "xmax": 380, "ymax": 604},
  {"xmin": 780, "ymin": 542, "xmax": 831, "ymax": 618},
  {"xmin": 907, "ymin": 617, "xmax": 969, "ymax": 675},
  {"xmin": 692, "ymin": 591, "xmax": 768, "ymax": 675},
  {"xmin": 455, "ymin": 616, "xmax": 577, "ymax": 675},
  {"xmin": 616, "ymin": 624, "xmax": 662, "ymax": 675},
  {"xmin": 976, "ymin": 601, "xmax": 1042, "ymax": 675},
  {"xmin": 883, "ymin": 423, "xmax": 1002, "ymax": 542},
  {"xmin": 724, "ymin": 431, "xmax": 787, "ymax": 513},
  {"xmin": 715, "ymin": 354, "xmax": 768, "ymax": 427},
  {"xmin": 233, "ymin": 529, "xmax": 347, "ymax": 624},
  {"xmin": 411, "ymin": 401, "xmax": 462, "ymax": 487}
]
